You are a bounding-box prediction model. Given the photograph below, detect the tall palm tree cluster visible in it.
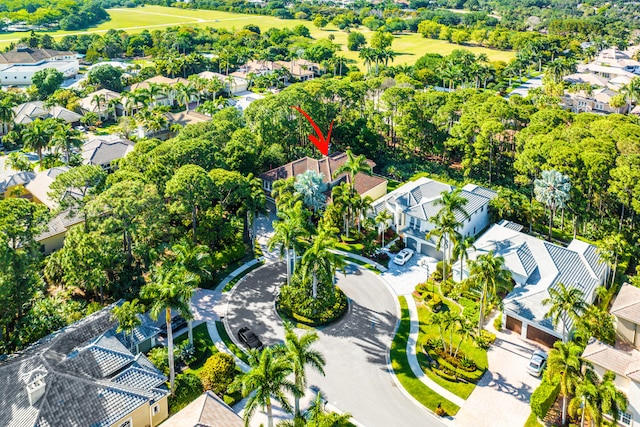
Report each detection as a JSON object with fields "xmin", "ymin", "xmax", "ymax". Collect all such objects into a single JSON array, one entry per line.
[
  {"xmin": 19, "ymin": 117, "xmax": 85, "ymax": 168},
  {"xmin": 268, "ymin": 151, "xmax": 372, "ymax": 313},
  {"xmin": 546, "ymin": 340, "xmax": 627, "ymax": 427},
  {"xmin": 358, "ymin": 47, "xmax": 397, "ymax": 74},
  {"xmin": 436, "ymin": 52, "xmax": 493, "ymax": 90},
  {"xmin": 230, "ymin": 323, "xmax": 346, "ymax": 427}
]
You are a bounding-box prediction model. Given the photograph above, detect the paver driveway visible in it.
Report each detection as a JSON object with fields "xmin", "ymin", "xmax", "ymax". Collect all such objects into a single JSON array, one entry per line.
[
  {"xmin": 224, "ymin": 262, "xmax": 447, "ymax": 427},
  {"xmin": 454, "ymin": 326, "xmax": 546, "ymax": 427}
]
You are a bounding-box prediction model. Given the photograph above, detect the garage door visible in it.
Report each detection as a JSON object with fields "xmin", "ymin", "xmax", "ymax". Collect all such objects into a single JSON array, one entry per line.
[
  {"xmin": 405, "ymin": 237, "xmax": 417, "ymax": 251},
  {"xmin": 505, "ymin": 315, "xmax": 522, "ymax": 334},
  {"xmin": 526, "ymin": 326, "xmax": 558, "ymax": 347},
  {"xmin": 420, "ymin": 243, "xmax": 442, "ymax": 259}
]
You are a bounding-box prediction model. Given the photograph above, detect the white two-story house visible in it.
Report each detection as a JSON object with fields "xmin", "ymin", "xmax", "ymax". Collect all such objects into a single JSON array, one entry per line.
[{"xmin": 371, "ymin": 177, "xmax": 496, "ymax": 259}]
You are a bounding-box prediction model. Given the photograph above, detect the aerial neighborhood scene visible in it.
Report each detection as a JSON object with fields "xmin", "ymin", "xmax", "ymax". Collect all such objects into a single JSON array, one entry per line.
[{"xmin": 1, "ymin": 0, "xmax": 640, "ymax": 426}]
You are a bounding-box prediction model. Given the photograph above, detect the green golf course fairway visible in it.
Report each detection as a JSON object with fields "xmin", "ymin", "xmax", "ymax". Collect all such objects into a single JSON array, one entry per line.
[{"xmin": 0, "ymin": 5, "xmax": 515, "ymax": 67}]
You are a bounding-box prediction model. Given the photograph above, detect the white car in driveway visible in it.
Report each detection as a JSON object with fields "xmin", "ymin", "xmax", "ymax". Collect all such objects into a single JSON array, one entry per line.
[
  {"xmin": 393, "ymin": 248, "xmax": 414, "ymax": 266},
  {"xmin": 527, "ymin": 350, "xmax": 547, "ymax": 377}
]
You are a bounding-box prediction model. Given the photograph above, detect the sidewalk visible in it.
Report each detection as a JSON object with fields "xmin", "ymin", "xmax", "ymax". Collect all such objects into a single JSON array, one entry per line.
[{"xmin": 404, "ymin": 296, "xmax": 466, "ymax": 407}]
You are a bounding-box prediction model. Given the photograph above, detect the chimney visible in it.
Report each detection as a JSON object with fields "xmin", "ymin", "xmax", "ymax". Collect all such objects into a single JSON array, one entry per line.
[{"xmin": 27, "ymin": 375, "xmax": 46, "ymax": 405}]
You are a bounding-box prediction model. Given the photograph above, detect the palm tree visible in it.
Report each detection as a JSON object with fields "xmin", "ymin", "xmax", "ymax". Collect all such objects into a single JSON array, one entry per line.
[
  {"xmin": 599, "ymin": 370, "xmax": 628, "ymax": 424},
  {"xmin": 332, "ymin": 150, "xmax": 372, "ymax": 193},
  {"xmin": 277, "ymin": 323, "xmax": 326, "ymax": 416},
  {"xmin": 293, "ymin": 170, "xmax": 326, "ymax": 213},
  {"xmin": 426, "ymin": 211, "xmax": 460, "ymax": 281},
  {"xmin": 170, "ymin": 240, "xmax": 211, "ymax": 279},
  {"xmin": 569, "ymin": 369, "xmax": 601, "ymax": 427},
  {"xmin": 542, "ymin": 282, "xmax": 586, "ymax": 343},
  {"xmin": 91, "ymin": 93, "xmax": 107, "ymax": 119},
  {"xmin": 534, "ymin": 170, "xmax": 571, "ymax": 241},
  {"xmin": 454, "ymin": 318, "xmax": 475, "ymax": 358},
  {"xmin": 547, "ymin": 340, "xmax": 584, "ymax": 426},
  {"xmin": 452, "ymin": 235, "xmax": 475, "ymax": 282},
  {"xmin": 230, "ymin": 347, "xmax": 298, "ymax": 427},
  {"xmin": 22, "ymin": 119, "xmax": 54, "ymax": 165},
  {"xmin": 435, "ymin": 188, "xmax": 470, "ymax": 222},
  {"xmin": 299, "ymin": 225, "xmax": 345, "ymax": 300},
  {"xmin": 375, "ymin": 210, "xmax": 393, "ymax": 248},
  {"xmin": 0, "ymin": 97, "xmax": 16, "ymax": 135},
  {"xmin": 111, "ymin": 299, "xmax": 144, "ymax": 352},
  {"xmin": 597, "ymin": 233, "xmax": 629, "ymax": 288},
  {"xmin": 304, "ymin": 391, "xmax": 352, "ymax": 426},
  {"xmin": 466, "ymin": 252, "xmax": 511, "ymax": 334},
  {"xmin": 141, "ymin": 264, "xmax": 197, "ymax": 393},
  {"xmin": 107, "ymin": 96, "xmax": 121, "ymax": 121},
  {"xmin": 268, "ymin": 202, "xmax": 309, "ymax": 286},
  {"xmin": 51, "ymin": 123, "xmax": 84, "ymax": 164}
]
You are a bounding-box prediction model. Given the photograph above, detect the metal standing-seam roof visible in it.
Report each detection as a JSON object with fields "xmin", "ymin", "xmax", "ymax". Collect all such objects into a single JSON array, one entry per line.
[{"xmin": 468, "ymin": 221, "xmax": 607, "ymax": 337}]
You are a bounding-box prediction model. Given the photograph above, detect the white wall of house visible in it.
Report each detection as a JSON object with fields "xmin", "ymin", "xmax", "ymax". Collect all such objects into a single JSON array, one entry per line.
[{"xmin": 0, "ymin": 61, "xmax": 78, "ymax": 86}]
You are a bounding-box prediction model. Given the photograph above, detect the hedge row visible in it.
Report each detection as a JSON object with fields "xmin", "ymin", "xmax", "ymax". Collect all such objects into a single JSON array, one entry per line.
[{"xmin": 531, "ymin": 375, "xmax": 561, "ymax": 419}]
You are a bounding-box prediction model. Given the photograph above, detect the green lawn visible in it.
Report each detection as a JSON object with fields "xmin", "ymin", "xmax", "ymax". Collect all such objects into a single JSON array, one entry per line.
[
  {"xmin": 215, "ymin": 320, "xmax": 250, "ymax": 365},
  {"xmin": 390, "ymin": 296, "xmax": 460, "ymax": 416},
  {"xmin": 524, "ymin": 412, "xmax": 543, "ymax": 427},
  {"xmin": 0, "ymin": 5, "xmax": 515, "ymax": 67},
  {"xmin": 174, "ymin": 322, "xmax": 219, "ymax": 375},
  {"xmin": 414, "ymin": 292, "xmax": 488, "ymax": 400},
  {"xmin": 222, "ymin": 259, "xmax": 265, "ymax": 292}
]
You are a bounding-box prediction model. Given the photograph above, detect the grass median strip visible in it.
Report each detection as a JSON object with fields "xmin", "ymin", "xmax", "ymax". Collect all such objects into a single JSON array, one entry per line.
[
  {"xmin": 222, "ymin": 259, "xmax": 265, "ymax": 292},
  {"xmin": 215, "ymin": 320, "xmax": 250, "ymax": 365},
  {"xmin": 390, "ymin": 296, "xmax": 460, "ymax": 416}
]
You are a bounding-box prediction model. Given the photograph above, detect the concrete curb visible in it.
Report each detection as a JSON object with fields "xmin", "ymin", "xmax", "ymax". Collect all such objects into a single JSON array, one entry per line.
[
  {"xmin": 217, "ymin": 256, "xmax": 266, "ymax": 290},
  {"xmin": 331, "ymin": 249, "xmax": 388, "ymax": 272}
]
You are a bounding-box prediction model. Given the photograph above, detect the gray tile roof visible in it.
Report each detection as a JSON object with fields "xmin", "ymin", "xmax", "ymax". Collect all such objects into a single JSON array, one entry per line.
[
  {"xmin": 112, "ymin": 367, "xmax": 166, "ymax": 390},
  {"xmin": 0, "ymin": 47, "xmax": 74, "ymax": 64},
  {"xmin": 82, "ymin": 135, "xmax": 134, "ymax": 168},
  {"xmin": 0, "ymin": 171, "xmax": 36, "ymax": 192},
  {"xmin": 0, "ymin": 303, "xmax": 168, "ymax": 427}
]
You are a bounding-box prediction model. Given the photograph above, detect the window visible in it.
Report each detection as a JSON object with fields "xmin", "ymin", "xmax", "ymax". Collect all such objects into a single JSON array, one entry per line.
[
  {"xmin": 152, "ymin": 404, "xmax": 160, "ymax": 415},
  {"xmin": 119, "ymin": 421, "xmax": 131, "ymax": 427},
  {"xmin": 620, "ymin": 412, "xmax": 632, "ymax": 426}
]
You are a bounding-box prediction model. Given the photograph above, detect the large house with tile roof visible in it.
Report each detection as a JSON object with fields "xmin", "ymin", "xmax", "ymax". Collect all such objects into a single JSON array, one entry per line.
[
  {"xmin": 13, "ymin": 101, "xmax": 83, "ymax": 127},
  {"xmin": 79, "ymin": 89, "xmax": 123, "ymax": 121},
  {"xmin": 260, "ymin": 152, "xmax": 388, "ymax": 203},
  {"xmin": 0, "ymin": 45, "xmax": 78, "ymax": 87},
  {"xmin": 82, "ymin": 135, "xmax": 135, "ymax": 172},
  {"xmin": 0, "ymin": 303, "xmax": 169, "ymax": 427},
  {"xmin": 460, "ymin": 220, "xmax": 608, "ymax": 346},
  {"xmin": 371, "ymin": 177, "xmax": 496, "ymax": 259}
]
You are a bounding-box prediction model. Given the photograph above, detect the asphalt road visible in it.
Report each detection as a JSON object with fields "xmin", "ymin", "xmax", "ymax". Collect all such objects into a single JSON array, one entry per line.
[{"xmin": 225, "ymin": 262, "xmax": 447, "ymax": 427}]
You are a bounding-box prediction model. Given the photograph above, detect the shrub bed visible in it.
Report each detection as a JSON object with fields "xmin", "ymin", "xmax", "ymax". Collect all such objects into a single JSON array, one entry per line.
[{"xmin": 277, "ymin": 286, "xmax": 348, "ymax": 327}]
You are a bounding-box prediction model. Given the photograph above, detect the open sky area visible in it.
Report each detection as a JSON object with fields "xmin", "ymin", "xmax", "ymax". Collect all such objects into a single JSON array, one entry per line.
[{"xmin": 0, "ymin": 6, "xmax": 515, "ymax": 67}]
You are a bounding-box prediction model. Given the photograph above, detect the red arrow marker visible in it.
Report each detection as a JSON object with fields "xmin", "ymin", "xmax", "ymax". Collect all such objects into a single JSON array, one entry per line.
[{"xmin": 291, "ymin": 106, "xmax": 333, "ymax": 156}]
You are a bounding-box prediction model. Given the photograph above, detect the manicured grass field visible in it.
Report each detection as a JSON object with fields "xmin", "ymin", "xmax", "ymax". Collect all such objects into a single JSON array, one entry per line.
[
  {"xmin": 390, "ymin": 296, "xmax": 460, "ymax": 416},
  {"xmin": 0, "ymin": 5, "xmax": 515, "ymax": 67}
]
